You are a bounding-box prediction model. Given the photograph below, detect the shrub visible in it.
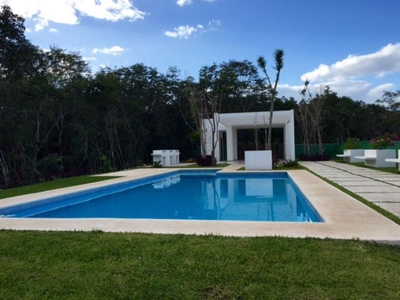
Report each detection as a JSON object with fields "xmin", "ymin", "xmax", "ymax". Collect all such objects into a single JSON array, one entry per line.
[
  {"xmin": 195, "ymin": 155, "xmax": 216, "ymax": 166},
  {"xmin": 371, "ymin": 133, "xmax": 399, "ymax": 149},
  {"xmin": 152, "ymin": 161, "xmax": 162, "ymax": 168},
  {"xmin": 273, "ymin": 157, "xmax": 280, "ymax": 169},
  {"xmin": 100, "ymin": 155, "xmax": 115, "ymax": 173},
  {"xmin": 343, "ymin": 138, "xmax": 360, "ymax": 150},
  {"xmin": 282, "ymin": 160, "xmax": 299, "ymax": 168}
]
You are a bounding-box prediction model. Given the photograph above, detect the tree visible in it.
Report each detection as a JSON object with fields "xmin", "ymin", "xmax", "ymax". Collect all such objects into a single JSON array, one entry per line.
[
  {"xmin": 186, "ymin": 67, "xmax": 223, "ymax": 166},
  {"xmin": 376, "ymin": 90, "xmax": 400, "ymax": 111},
  {"xmin": 0, "ymin": 5, "xmax": 39, "ymax": 187},
  {"xmin": 375, "ymin": 90, "xmax": 400, "ymax": 137},
  {"xmin": 257, "ymin": 49, "xmax": 284, "ymax": 150},
  {"xmin": 311, "ymin": 85, "xmax": 325, "ymax": 156},
  {"xmin": 298, "ymin": 82, "xmax": 325, "ymax": 156},
  {"xmin": 114, "ymin": 64, "xmax": 179, "ymax": 164},
  {"xmin": 0, "ymin": 5, "xmax": 38, "ymax": 81},
  {"xmin": 296, "ymin": 99, "xmax": 312, "ymax": 157},
  {"xmin": 216, "ymin": 60, "xmax": 263, "ymax": 113}
]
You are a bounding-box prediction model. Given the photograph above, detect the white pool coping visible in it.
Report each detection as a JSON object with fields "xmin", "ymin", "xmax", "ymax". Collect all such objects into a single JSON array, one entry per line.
[{"xmin": 1, "ymin": 167, "xmax": 400, "ymax": 242}]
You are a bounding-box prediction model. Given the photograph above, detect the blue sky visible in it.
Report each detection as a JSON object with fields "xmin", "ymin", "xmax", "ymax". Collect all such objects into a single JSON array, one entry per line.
[{"xmin": 2, "ymin": 0, "xmax": 400, "ymax": 103}]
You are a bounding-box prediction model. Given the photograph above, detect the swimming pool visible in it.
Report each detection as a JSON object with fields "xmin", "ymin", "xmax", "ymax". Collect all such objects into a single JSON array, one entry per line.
[{"xmin": 0, "ymin": 170, "xmax": 322, "ymax": 222}]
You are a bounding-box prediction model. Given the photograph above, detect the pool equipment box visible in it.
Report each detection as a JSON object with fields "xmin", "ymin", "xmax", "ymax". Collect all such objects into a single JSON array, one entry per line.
[{"xmin": 151, "ymin": 150, "xmax": 180, "ymax": 166}]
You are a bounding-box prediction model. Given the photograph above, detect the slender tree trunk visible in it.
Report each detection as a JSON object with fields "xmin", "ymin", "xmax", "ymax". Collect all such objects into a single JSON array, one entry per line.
[
  {"xmin": 78, "ymin": 126, "xmax": 93, "ymax": 173},
  {"xmin": 113, "ymin": 121, "xmax": 126, "ymax": 169},
  {"xmin": 267, "ymin": 98, "xmax": 274, "ymax": 150},
  {"xmin": 0, "ymin": 150, "xmax": 11, "ymax": 187}
]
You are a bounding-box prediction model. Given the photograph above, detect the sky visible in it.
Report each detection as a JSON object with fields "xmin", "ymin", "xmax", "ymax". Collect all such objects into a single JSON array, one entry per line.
[{"xmin": 1, "ymin": 0, "xmax": 400, "ymax": 103}]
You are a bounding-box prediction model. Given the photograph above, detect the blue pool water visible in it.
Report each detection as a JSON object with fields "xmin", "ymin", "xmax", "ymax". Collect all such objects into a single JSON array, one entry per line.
[{"xmin": 1, "ymin": 171, "xmax": 322, "ymax": 222}]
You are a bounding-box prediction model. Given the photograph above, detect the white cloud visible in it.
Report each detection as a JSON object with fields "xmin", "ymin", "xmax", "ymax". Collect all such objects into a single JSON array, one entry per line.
[
  {"xmin": 278, "ymin": 80, "xmax": 397, "ymax": 104},
  {"xmin": 208, "ymin": 19, "xmax": 221, "ymax": 30},
  {"xmin": 276, "ymin": 79, "xmax": 398, "ymax": 104},
  {"xmin": 301, "ymin": 43, "xmax": 400, "ymax": 82},
  {"xmin": 276, "ymin": 84, "xmax": 305, "ymax": 100},
  {"xmin": 74, "ymin": 0, "xmax": 146, "ymax": 22},
  {"xmin": 93, "ymin": 46, "xmax": 126, "ymax": 56},
  {"xmin": 165, "ymin": 25, "xmax": 202, "ymax": 39},
  {"xmin": 83, "ymin": 56, "xmax": 97, "ymax": 61},
  {"xmin": 293, "ymin": 43, "xmax": 400, "ymax": 103},
  {"xmin": 319, "ymin": 80, "xmax": 392, "ymax": 102},
  {"xmin": 165, "ymin": 20, "xmax": 221, "ymax": 39},
  {"xmin": 177, "ymin": 0, "xmax": 216, "ymax": 5},
  {"xmin": 367, "ymin": 83, "xmax": 396, "ymax": 100},
  {"xmin": 176, "ymin": 0, "xmax": 193, "ymax": 7},
  {"xmin": 0, "ymin": 0, "xmax": 146, "ymax": 31},
  {"xmin": 49, "ymin": 28, "xmax": 59, "ymax": 33}
]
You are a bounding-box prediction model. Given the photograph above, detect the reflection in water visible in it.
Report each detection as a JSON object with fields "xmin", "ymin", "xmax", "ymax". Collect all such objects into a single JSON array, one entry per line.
[
  {"xmin": 210, "ymin": 178, "xmax": 306, "ymax": 222},
  {"xmin": 152, "ymin": 175, "xmax": 181, "ymax": 189},
  {"xmin": 26, "ymin": 175, "xmax": 318, "ymax": 222}
]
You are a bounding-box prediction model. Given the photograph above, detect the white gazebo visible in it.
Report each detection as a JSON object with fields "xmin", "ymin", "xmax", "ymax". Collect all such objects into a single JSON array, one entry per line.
[{"xmin": 202, "ymin": 110, "xmax": 295, "ymax": 165}]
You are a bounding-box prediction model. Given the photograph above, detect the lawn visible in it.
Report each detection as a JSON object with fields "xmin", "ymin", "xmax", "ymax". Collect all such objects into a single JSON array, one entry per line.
[
  {"xmin": 0, "ymin": 175, "xmax": 120, "ymax": 200},
  {"xmin": 1, "ymin": 231, "xmax": 400, "ymax": 299}
]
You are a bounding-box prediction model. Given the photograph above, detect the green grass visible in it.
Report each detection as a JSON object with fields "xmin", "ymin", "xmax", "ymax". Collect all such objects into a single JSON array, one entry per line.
[
  {"xmin": 1, "ymin": 231, "xmax": 400, "ymax": 299},
  {"xmin": 275, "ymin": 164, "xmax": 306, "ymax": 170},
  {"xmin": 0, "ymin": 175, "xmax": 120, "ymax": 200}
]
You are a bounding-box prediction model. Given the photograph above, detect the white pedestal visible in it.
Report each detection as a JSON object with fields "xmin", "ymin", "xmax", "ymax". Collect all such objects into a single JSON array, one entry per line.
[
  {"xmin": 355, "ymin": 149, "xmax": 396, "ymax": 168},
  {"xmin": 336, "ymin": 149, "xmax": 365, "ymax": 163},
  {"xmin": 245, "ymin": 150, "xmax": 272, "ymax": 170},
  {"xmin": 385, "ymin": 150, "xmax": 400, "ymax": 171}
]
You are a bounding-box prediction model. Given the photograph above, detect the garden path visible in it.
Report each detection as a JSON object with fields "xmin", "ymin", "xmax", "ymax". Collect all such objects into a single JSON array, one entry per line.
[{"xmin": 300, "ymin": 161, "xmax": 400, "ymax": 218}]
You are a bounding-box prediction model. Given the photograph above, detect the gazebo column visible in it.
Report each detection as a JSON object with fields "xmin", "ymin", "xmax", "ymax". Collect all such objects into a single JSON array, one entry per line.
[
  {"xmin": 284, "ymin": 110, "xmax": 295, "ymax": 161},
  {"xmin": 226, "ymin": 127, "xmax": 238, "ymax": 161}
]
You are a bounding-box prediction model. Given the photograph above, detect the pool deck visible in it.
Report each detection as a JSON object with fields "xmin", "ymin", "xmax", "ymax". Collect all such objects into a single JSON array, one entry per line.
[{"xmin": 1, "ymin": 162, "xmax": 400, "ymax": 242}]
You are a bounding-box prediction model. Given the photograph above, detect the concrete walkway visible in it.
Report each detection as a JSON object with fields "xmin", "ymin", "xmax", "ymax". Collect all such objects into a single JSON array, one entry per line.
[{"xmin": 300, "ymin": 161, "xmax": 400, "ymax": 218}]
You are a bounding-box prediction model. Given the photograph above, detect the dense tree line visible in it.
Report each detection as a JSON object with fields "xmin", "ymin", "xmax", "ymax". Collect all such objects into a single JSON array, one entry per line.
[{"xmin": 0, "ymin": 6, "xmax": 399, "ymax": 188}]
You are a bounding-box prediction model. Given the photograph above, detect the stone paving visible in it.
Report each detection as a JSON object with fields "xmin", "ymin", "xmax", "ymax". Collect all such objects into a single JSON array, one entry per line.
[{"xmin": 300, "ymin": 161, "xmax": 400, "ymax": 218}]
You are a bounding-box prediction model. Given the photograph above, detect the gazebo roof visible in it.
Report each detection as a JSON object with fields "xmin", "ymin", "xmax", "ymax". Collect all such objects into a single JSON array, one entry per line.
[{"xmin": 217, "ymin": 110, "xmax": 293, "ymax": 129}]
